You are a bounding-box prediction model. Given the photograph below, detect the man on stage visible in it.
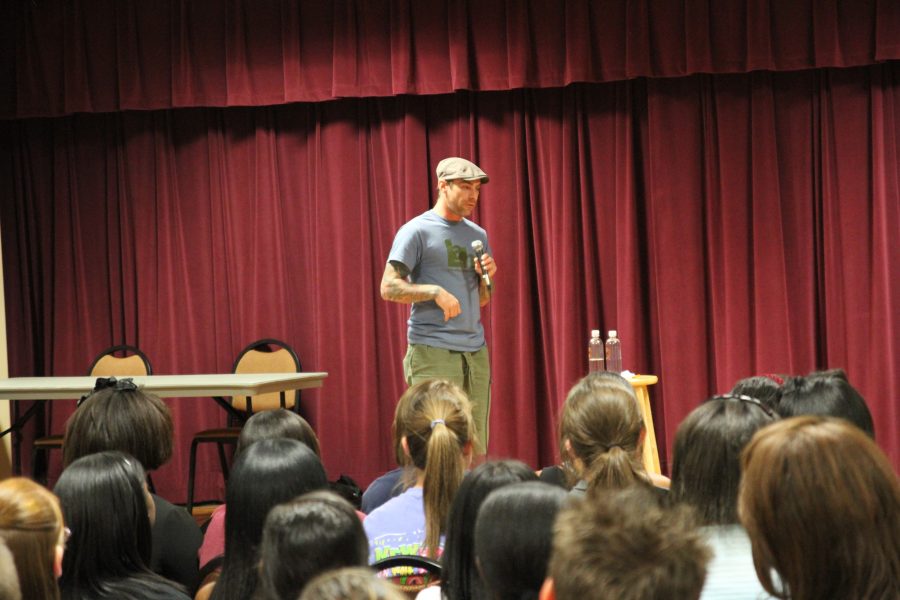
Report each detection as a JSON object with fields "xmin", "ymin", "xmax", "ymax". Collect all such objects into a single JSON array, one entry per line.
[{"xmin": 380, "ymin": 157, "xmax": 497, "ymax": 453}]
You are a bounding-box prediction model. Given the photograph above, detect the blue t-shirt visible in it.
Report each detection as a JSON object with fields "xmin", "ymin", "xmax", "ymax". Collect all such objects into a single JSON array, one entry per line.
[
  {"xmin": 361, "ymin": 467, "xmax": 405, "ymax": 514},
  {"xmin": 387, "ymin": 210, "xmax": 490, "ymax": 352},
  {"xmin": 364, "ymin": 487, "xmax": 444, "ymax": 564}
]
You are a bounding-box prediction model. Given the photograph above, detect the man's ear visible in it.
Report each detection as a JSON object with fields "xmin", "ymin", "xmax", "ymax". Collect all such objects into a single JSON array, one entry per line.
[{"xmin": 539, "ymin": 577, "xmax": 556, "ymax": 600}]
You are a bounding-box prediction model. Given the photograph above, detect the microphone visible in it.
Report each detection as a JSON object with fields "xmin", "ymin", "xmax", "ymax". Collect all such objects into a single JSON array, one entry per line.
[{"xmin": 471, "ymin": 240, "xmax": 491, "ymax": 289}]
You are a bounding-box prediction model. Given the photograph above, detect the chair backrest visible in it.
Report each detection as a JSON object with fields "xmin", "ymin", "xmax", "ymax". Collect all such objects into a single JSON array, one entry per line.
[
  {"xmin": 88, "ymin": 345, "xmax": 153, "ymax": 377},
  {"xmin": 371, "ymin": 555, "xmax": 442, "ymax": 597},
  {"xmin": 230, "ymin": 339, "xmax": 302, "ymax": 413}
]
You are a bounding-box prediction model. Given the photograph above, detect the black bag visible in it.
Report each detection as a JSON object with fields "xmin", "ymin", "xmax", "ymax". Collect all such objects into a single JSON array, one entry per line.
[{"xmin": 329, "ymin": 474, "xmax": 362, "ymax": 509}]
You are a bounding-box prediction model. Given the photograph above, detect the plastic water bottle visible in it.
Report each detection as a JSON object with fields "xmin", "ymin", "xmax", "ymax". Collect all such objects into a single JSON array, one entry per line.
[
  {"xmin": 605, "ymin": 330, "xmax": 622, "ymax": 373},
  {"xmin": 588, "ymin": 329, "xmax": 604, "ymax": 373}
]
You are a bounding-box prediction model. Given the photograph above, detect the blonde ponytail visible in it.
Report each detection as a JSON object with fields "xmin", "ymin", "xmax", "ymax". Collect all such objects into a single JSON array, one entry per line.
[{"xmin": 399, "ymin": 380, "xmax": 475, "ymax": 557}]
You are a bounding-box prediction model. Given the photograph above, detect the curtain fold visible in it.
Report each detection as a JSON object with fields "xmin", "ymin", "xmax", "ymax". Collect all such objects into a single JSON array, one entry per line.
[
  {"xmin": 3, "ymin": 63, "xmax": 897, "ymax": 500},
  {"xmin": 3, "ymin": 0, "xmax": 899, "ymax": 118}
]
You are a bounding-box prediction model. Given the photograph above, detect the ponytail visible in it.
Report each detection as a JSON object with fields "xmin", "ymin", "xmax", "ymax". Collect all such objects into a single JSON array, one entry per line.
[
  {"xmin": 559, "ymin": 375, "xmax": 646, "ymax": 492},
  {"xmin": 399, "ymin": 381, "xmax": 475, "ymax": 558},
  {"xmin": 584, "ymin": 445, "xmax": 645, "ymax": 493},
  {"xmin": 422, "ymin": 420, "xmax": 466, "ymax": 555}
]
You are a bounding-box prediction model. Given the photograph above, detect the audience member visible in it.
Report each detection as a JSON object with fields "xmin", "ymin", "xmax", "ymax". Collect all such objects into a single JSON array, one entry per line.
[
  {"xmin": 299, "ymin": 567, "xmax": 406, "ymax": 600},
  {"xmin": 418, "ymin": 460, "xmax": 537, "ymax": 600},
  {"xmin": 198, "ymin": 408, "xmax": 321, "ymax": 568},
  {"xmin": 542, "ymin": 486, "xmax": 709, "ymax": 600},
  {"xmin": 361, "ymin": 386, "xmax": 422, "ymax": 514},
  {"xmin": 62, "ymin": 379, "xmax": 202, "ymax": 590},
  {"xmin": 206, "ymin": 438, "xmax": 328, "ymax": 600},
  {"xmin": 365, "ymin": 379, "xmax": 475, "ymax": 565},
  {"xmin": 669, "ymin": 394, "xmax": 777, "ymax": 599},
  {"xmin": 54, "ymin": 451, "xmax": 189, "ymax": 600},
  {"xmin": 728, "ymin": 375, "xmax": 782, "ymax": 411},
  {"xmin": 0, "ymin": 477, "xmax": 65, "ymax": 600},
  {"xmin": 558, "ymin": 372, "xmax": 655, "ymax": 495},
  {"xmin": 0, "ymin": 539, "xmax": 21, "ymax": 600},
  {"xmin": 474, "ymin": 482, "xmax": 567, "ymax": 600},
  {"xmin": 776, "ymin": 369, "xmax": 874, "ymax": 437},
  {"xmin": 256, "ymin": 490, "xmax": 368, "ymax": 600},
  {"xmin": 739, "ymin": 416, "xmax": 900, "ymax": 599}
]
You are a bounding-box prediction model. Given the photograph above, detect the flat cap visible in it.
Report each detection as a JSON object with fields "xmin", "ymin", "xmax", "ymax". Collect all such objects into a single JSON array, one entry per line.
[{"xmin": 435, "ymin": 157, "xmax": 489, "ymax": 184}]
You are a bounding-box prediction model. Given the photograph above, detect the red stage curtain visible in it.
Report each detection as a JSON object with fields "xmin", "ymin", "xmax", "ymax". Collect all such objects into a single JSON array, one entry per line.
[
  {"xmin": 2, "ymin": 63, "xmax": 898, "ymax": 501},
  {"xmin": 2, "ymin": 0, "xmax": 899, "ymax": 118}
]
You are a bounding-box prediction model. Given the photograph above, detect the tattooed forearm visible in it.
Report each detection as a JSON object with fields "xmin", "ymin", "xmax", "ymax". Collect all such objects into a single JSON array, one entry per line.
[
  {"xmin": 380, "ymin": 263, "xmax": 439, "ymax": 304},
  {"xmin": 382, "ymin": 278, "xmax": 440, "ymax": 303}
]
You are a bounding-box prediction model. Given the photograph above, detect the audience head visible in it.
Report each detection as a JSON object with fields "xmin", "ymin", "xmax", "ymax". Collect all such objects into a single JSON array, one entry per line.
[
  {"xmin": 256, "ymin": 490, "xmax": 367, "ymax": 600},
  {"xmin": 543, "ymin": 486, "xmax": 709, "ymax": 600},
  {"xmin": 443, "ymin": 460, "xmax": 538, "ymax": 600},
  {"xmin": 558, "ymin": 372, "xmax": 645, "ymax": 492},
  {"xmin": 669, "ymin": 394, "xmax": 777, "ymax": 525},
  {"xmin": 299, "ymin": 567, "xmax": 406, "ymax": 600},
  {"xmin": 0, "ymin": 478, "xmax": 64, "ymax": 600},
  {"xmin": 777, "ymin": 369, "xmax": 874, "ymax": 438},
  {"xmin": 728, "ymin": 375, "xmax": 783, "ymax": 411},
  {"xmin": 212, "ymin": 438, "xmax": 328, "ymax": 600},
  {"xmin": 392, "ymin": 384, "xmax": 420, "ymax": 467},
  {"xmin": 62, "ymin": 381, "xmax": 173, "ymax": 470},
  {"xmin": 54, "ymin": 450, "xmax": 180, "ymax": 599},
  {"xmin": 396, "ymin": 379, "xmax": 475, "ymax": 557},
  {"xmin": 235, "ymin": 408, "xmax": 321, "ymax": 457},
  {"xmin": 0, "ymin": 539, "xmax": 21, "ymax": 600},
  {"xmin": 475, "ymin": 482, "xmax": 567, "ymax": 600},
  {"xmin": 739, "ymin": 416, "xmax": 900, "ymax": 599}
]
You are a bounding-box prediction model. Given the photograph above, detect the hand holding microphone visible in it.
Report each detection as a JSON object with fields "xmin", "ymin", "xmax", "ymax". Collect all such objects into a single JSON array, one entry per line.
[{"xmin": 471, "ymin": 240, "xmax": 493, "ymax": 290}]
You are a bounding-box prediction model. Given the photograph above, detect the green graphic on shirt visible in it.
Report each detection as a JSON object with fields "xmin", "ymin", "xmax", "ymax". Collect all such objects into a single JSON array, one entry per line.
[{"xmin": 445, "ymin": 239, "xmax": 469, "ymax": 270}]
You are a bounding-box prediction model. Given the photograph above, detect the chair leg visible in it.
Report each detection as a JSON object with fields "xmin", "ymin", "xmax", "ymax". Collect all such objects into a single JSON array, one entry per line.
[
  {"xmin": 187, "ymin": 438, "xmax": 200, "ymax": 514},
  {"xmin": 31, "ymin": 446, "xmax": 47, "ymax": 486},
  {"xmin": 216, "ymin": 443, "xmax": 229, "ymax": 481}
]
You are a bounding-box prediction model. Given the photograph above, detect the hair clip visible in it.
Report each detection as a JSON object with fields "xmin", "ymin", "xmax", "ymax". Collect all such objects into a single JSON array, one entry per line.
[
  {"xmin": 430, "ymin": 419, "xmax": 446, "ymax": 430},
  {"xmin": 78, "ymin": 376, "xmax": 138, "ymax": 406},
  {"xmin": 708, "ymin": 393, "xmax": 776, "ymax": 418}
]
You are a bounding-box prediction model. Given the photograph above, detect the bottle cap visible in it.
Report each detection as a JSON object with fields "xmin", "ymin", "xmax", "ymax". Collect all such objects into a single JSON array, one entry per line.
[
  {"xmin": 608, "ymin": 330, "xmax": 617, "ymax": 338},
  {"xmin": 591, "ymin": 329, "xmax": 600, "ymax": 337}
]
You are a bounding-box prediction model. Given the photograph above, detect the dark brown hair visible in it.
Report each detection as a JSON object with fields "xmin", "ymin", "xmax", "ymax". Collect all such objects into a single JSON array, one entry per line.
[
  {"xmin": 235, "ymin": 408, "xmax": 320, "ymax": 457},
  {"xmin": 62, "ymin": 387, "xmax": 173, "ymax": 470},
  {"xmin": 549, "ymin": 486, "xmax": 709, "ymax": 600}
]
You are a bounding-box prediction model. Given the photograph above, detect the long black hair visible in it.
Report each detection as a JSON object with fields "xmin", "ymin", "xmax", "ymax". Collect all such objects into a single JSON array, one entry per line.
[
  {"xmin": 474, "ymin": 482, "xmax": 568, "ymax": 600},
  {"xmin": 669, "ymin": 395, "xmax": 777, "ymax": 525},
  {"xmin": 442, "ymin": 460, "xmax": 537, "ymax": 600},
  {"xmin": 54, "ymin": 451, "xmax": 185, "ymax": 600},
  {"xmin": 256, "ymin": 490, "xmax": 367, "ymax": 600},
  {"xmin": 210, "ymin": 438, "xmax": 328, "ymax": 600}
]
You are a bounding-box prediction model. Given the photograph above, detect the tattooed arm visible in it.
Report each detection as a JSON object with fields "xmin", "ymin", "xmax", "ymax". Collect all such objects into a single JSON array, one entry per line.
[{"xmin": 380, "ymin": 261, "xmax": 461, "ymax": 321}]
